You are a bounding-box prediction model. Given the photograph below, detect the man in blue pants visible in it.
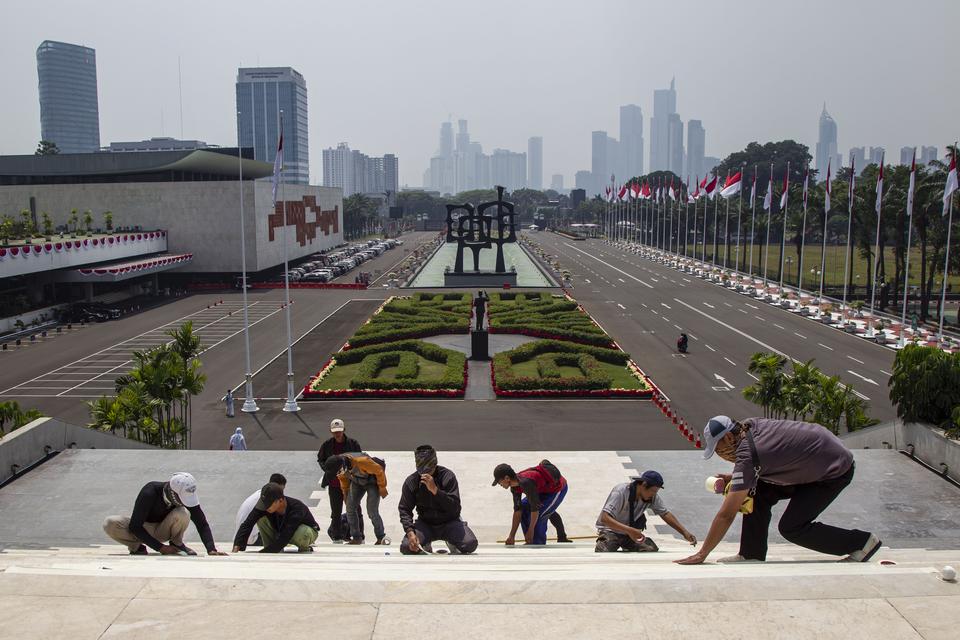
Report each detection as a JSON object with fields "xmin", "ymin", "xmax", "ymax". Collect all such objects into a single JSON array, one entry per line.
[{"xmin": 493, "ymin": 460, "xmax": 568, "ymax": 545}]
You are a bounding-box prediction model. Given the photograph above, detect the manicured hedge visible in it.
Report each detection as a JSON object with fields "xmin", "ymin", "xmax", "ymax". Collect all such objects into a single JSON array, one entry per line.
[
  {"xmin": 310, "ymin": 339, "xmax": 466, "ymax": 392},
  {"xmin": 349, "ymin": 294, "xmax": 471, "ymax": 347},
  {"xmin": 487, "ymin": 292, "xmax": 614, "ymax": 347},
  {"xmin": 493, "ymin": 340, "xmax": 633, "ymax": 392}
]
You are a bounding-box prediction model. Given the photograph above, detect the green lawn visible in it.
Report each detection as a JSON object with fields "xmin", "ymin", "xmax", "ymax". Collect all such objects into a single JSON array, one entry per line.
[
  {"xmin": 510, "ymin": 356, "xmax": 646, "ymax": 390},
  {"xmin": 314, "ymin": 356, "xmax": 448, "ymax": 390}
]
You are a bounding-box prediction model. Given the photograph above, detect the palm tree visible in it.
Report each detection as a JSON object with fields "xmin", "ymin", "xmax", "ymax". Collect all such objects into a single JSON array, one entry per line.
[
  {"xmin": 103, "ymin": 210, "xmax": 113, "ymax": 231},
  {"xmin": 743, "ymin": 352, "xmax": 787, "ymax": 418},
  {"xmin": 69, "ymin": 209, "xmax": 79, "ymax": 236},
  {"xmin": 783, "ymin": 359, "xmax": 821, "ymax": 420},
  {"xmin": 83, "ymin": 210, "xmax": 93, "ymax": 235},
  {"xmin": 41, "ymin": 212, "xmax": 53, "ymax": 238}
]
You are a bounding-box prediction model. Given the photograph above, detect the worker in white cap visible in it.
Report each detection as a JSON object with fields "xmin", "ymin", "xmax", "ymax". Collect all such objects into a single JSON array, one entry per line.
[
  {"xmin": 103, "ymin": 472, "xmax": 227, "ymax": 556},
  {"xmin": 316, "ymin": 418, "xmax": 363, "ymax": 542}
]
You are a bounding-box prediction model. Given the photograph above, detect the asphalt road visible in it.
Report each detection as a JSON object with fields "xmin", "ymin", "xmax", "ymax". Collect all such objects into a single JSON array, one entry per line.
[{"xmin": 533, "ymin": 232, "xmax": 899, "ymax": 429}]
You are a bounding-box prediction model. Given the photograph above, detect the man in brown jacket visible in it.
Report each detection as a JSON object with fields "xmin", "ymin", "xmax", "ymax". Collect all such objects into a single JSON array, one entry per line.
[{"xmin": 327, "ymin": 452, "xmax": 389, "ymax": 545}]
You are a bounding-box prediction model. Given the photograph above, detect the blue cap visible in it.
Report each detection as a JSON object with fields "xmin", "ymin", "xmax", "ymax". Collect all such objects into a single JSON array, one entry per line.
[{"xmin": 634, "ymin": 470, "xmax": 664, "ymax": 488}]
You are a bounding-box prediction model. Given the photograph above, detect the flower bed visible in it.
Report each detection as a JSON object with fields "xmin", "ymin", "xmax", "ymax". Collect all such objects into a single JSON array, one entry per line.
[
  {"xmin": 491, "ymin": 339, "xmax": 651, "ymax": 397},
  {"xmin": 349, "ymin": 293, "xmax": 471, "ymax": 347},
  {"xmin": 487, "ymin": 292, "xmax": 615, "ymax": 348},
  {"xmin": 303, "ymin": 339, "xmax": 467, "ymax": 399}
]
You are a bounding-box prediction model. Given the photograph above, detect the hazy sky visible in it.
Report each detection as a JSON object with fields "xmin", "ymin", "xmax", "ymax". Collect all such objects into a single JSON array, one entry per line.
[{"xmin": 1, "ymin": 0, "xmax": 957, "ymax": 187}]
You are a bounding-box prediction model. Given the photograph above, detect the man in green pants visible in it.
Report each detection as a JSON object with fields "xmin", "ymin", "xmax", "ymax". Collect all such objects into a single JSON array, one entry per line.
[{"xmin": 232, "ymin": 482, "xmax": 320, "ymax": 553}]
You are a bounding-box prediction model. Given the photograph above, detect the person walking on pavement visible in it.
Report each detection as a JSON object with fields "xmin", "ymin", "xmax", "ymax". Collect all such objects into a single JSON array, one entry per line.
[
  {"xmin": 317, "ymin": 419, "xmax": 363, "ymax": 542},
  {"xmin": 327, "ymin": 451, "xmax": 390, "ymax": 545},
  {"xmin": 233, "ymin": 482, "xmax": 320, "ymax": 553},
  {"xmin": 229, "ymin": 427, "xmax": 247, "ymax": 451},
  {"xmin": 103, "ymin": 472, "xmax": 227, "ymax": 556},
  {"xmin": 676, "ymin": 416, "xmax": 881, "ymax": 565},
  {"xmin": 492, "ymin": 460, "xmax": 568, "ymax": 546},
  {"xmin": 225, "ymin": 389, "xmax": 235, "ymax": 418},
  {"xmin": 399, "ymin": 445, "xmax": 478, "ymax": 555}
]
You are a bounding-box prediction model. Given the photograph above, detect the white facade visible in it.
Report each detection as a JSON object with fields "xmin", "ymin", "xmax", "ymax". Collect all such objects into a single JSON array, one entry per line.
[{"xmin": 0, "ymin": 181, "xmax": 342, "ymax": 273}]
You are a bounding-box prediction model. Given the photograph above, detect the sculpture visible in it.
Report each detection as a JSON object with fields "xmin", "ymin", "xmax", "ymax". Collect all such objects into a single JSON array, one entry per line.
[
  {"xmin": 473, "ymin": 290, "xmax": 489, "ymax": 331},
  {"xmin": 445, "ymin": 185, "xmax": 516, "ymax": 274}
]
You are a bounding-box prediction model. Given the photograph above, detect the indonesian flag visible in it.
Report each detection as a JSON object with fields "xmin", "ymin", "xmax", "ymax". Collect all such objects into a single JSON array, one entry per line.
[
  {"xmin": 824, "ymin": 159, "xmax": 832, "ymax": 212},
  {"xmin": 906, "ymin": 150, "xmax": 915, "ymax": 217},
  {"xmin": 271, "ymin": 120, "xmax": 284, "ymax": 203},
  {"xmin": 875, "ymin": 154, "xmax": 884, "ymax": 216},
  {"xmin": 945, "ymin": 149, "xmax": 958, "ymax": 215},
  {"xmin": 703, "ymin": 175, "xmax": 718, "ymax": 197},
  {"xmin": 692, "ymin": 175, "xmax": 701, "ymax": 199},
  {"xmin": 779, "ymin": 163, "xmax": 790, "ymax": 211},
  {"xmin": 763, "ymin": 169, "xmax": 773, "ymax": 212},
  {"xmin": 618, "ymin": 184, "xmax": 628, "ymax": 201},
  {"xmin": 699, "ymin": 175, "xmax": 708, "ymax": 193},
  {"xmin": 642, "ymin": 181, "xmax": 651, "ymax": 199},
  {"xmin": 631, "ymin": 182, "xmax": 641, "ymax": 199},
  {"xmin": 604, "ymin": 186, "xmax": 612, "ymax": 202},
  {"xmin": 687, "ymin": 177, "xmax": 697, "ymax": 203},
  {"xmin": 750, "ymin": 169, "xmax": 757, "ymax": 202},
  {"xmin": 668, "ymin": 178, "xmax": 676, "ymax": 200},
  {"xmin": 720, "ymin": 171, "xmax": 742, "ymax": 198},
  {"xmin": 802, "ymin": 167, "xmax": 809, "ymax": 209}
]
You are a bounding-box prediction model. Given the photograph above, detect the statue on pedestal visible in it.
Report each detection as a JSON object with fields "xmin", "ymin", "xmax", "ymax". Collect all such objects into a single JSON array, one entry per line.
[{"xmin": 474, "ymin": 290, "xmax": 489, "ymax": 331}]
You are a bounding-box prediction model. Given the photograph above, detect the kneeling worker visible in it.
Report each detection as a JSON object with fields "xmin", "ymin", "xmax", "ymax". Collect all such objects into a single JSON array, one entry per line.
[
  {"xmin": 596, "ymin": 470, "xmax": 697, "ymax": 552},
  {"xmin": 103, "ymin": 472, "xmax": 227, "ymax": 556},
  {"xmin": 232, "ymin": 482, "xmax": 320, "ymax": 553},
  {"xmin": 493, "ymin": 460, "xmax": 568, "ymax": 545},
  {"xmin": 399, "ymin": 445, "xmax": 478, "ymax": 554}
]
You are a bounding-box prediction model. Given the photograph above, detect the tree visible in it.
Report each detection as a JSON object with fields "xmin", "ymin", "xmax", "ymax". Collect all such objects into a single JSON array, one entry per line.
[
  {"xmin": 0, "ymin": 216, "xmax": 14, "ymax": 246},
  {"xmin": 41, "ymin": 211, "xmax": 53, "ymax": 238},
  {"xmin": 742, "ymin": 352, "xmax": 788, "ymax": 418},
  {"xmin": 0, "ymin": 401, "xmax": 44, "ymax": 437},
  {"xmin": 19, "ymin": 209, "xmax": 35, "ymax": 242},
  {"xmin": 889, "ymin": 344, "xmax": 960, "ymax": 428},
  {"xmin": 343, "ymin": 194, "xmax": 380, "ymax": 239},
  {"xmin": 69, "ymin": 209, "xmax": 79, "ymax": 235},
  {"xmin": 35, "ymin": 140, "xmax": 60, "ymax": 156},
  {"xmin": 103, "ymin": 210, "xmax": 113, "ymax": 231},
  {"xmin": 83, "ymin": 210, "xmax": 93, "ymax": 234}
]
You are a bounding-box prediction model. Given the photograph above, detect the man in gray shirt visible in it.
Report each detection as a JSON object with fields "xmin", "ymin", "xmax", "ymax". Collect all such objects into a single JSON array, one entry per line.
[
  {"xmin": 596, "ymin": 470, "xmax": 697, "ymax": 552},
  {"xmin": 676, "ymin": 416, "xmax": 881, "ymax": 565}
]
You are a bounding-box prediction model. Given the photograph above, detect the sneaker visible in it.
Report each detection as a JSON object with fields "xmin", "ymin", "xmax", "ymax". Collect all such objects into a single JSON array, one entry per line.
[
  {"xmin": 374, "ymin": 536, "xmax": 391, "ymax": 546},
  {"xmin": 556, "ymin": 536, "xmax": 574, "ymax": 543},
  {"xmin": 331, "ymin": 539, "xmax": 344, "ymax": 545},
  {"xmin": 422, "ymin": 542, "xmax": 434, "ymax": 553},
  {"xmin": 717, "ymin": 554, "xmax": 762, "ymax": 563},
  {"xmin": 130, "ymin": 544, "xmax": 148, "ymax": 555},
  {"xmin": 172, "ymin": 543, "xmax": 197, "ymax": 556},
  {"xmin": 842, "ymin": 533, "xmax": 882, "ymax": 563},
  {"xmin": 298, "ymin": 546, "xmax": 314, "ymax": 553},
  {"xmin": 347, "ymin": 539, "xmax": 364, "ymax": 545}
]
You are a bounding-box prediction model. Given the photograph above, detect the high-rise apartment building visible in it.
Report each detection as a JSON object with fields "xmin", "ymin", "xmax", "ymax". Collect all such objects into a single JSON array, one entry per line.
[
  {"xmin": 322, "ymin": 142, "xmax": 398, "ymax": 197},
  {"xmin": 667, "ymin": 114, "xmax": 684, "ymax": 176},
  {"xmin": 551, "ymin": 174, "xmax": 564, "ymax": 192},
  {"xmin": 686, "ymin": 120, "xmax": 705, "ymax": 180},
  {"xmin": 575, "ymin": 170, "xmax": 593, "ymax": 191},
  {"xmin": 869, "ymin": 146, "xmax": 885, "ymax": 165},
  {"xmin": 36, "ymin": 40, "xmax": 100, "ymax": 153},
  {"xmin": 383, "ymin": 154, "xmax": 399, "ymax": 194},
  {"xmin": 815, "ymin": 104, "xmax": 838, "ymax": 181},
  {"xmin": 849, "ymin": 147, "xmax": 866, "ymax": 174},
  {"xmin": 920, "ymin": 146, "xmax": 938, "ymax": 165},
  {"xmin": 650, "ymin": 78, "xmax": 678, "ymax": 172},
  {"xmin": 900, "ymin": 146, "xmax": 915, "ymax": 166},
  {"xmin": 490, "ymin": 149, "xmax": 526, "ymax": 192},
  {"xmin": 236, "ymin": 67, "xmax": 309, "ymax": 184},
  {"xmin": 619, "ymin": 104, "xmax": 644, "ymax": 178},
  {"xmin": 527, "ymin": 136, "xmax": 543, "ymax": 190}
]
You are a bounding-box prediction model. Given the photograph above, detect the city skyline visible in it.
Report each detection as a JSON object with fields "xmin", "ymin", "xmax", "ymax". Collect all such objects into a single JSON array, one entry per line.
[{"xmin": 2, "ymin": 0, "xmax": 958, "ymax": 188}]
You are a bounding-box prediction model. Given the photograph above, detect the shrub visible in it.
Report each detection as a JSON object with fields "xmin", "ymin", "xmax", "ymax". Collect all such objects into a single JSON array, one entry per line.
[
  {"xmin": 889, "ymin": 344, "xmax": 960, "ymax": 429},
  {"xmin": 349, "ymin": 295, "xmax": 471, "ymax": 346},
  {"xmin": 314, "ymin": 340, "xmax": 466, "ymax": 392},
  {"xmin": 493, "ymin": 340, "xmax": 631, "ymax": 391}
]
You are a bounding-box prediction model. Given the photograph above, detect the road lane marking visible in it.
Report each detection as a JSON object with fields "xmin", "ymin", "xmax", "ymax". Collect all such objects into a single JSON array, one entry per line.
[
  {"xmin": 724, "ymin": 357, "xmax": 737, "ymax": 366},
  {"xmin": 755, "ymin": 315, "xmax": 766, "ymax": 321},
  {"xmin": 738, "ymin": 309, "xmax": 748, "ymax": 314},
  {"xmin": 562, "ymin": 243, "xmax": 654, "ymax": 288},
  {"xmin": 674, "ymin": 324, "xmax": 682, "ymax": 330},
  {"xmin": 689, "ymin": 334, "xmax": 699, "ymax": 340},
  {"xmin": 703, "ymin": 302, "xmax": 715, "ymax": 309},
  {"xmin": 818, "ymin": 343, "xmax": 834, "ymax": 351},
  {"xmin": 745, "ymin": 303, "xmax": 759, "ymax": 309},
  {"xmin": 847, "ymin": 355, "xmax": 865, "ymax": 365},
  {"xmin": 723, "ymin": 302, "xmax": 733, "ymax": 307},
  {"xmin": 714, "ymin": 373, "xmax": 735, "ymax": 389},
  {"xmin": 747, "ymin": 372, "xmax": 759, "ymax": 381},
  {"xmin": 584, "ymin": 279, "xmax": 591, "ymax": 283},
  {"xmin": 617, "ymin": 303, "xmax": 626, "ymax": 309},
  {"xmin": 618, "ymin": 277, "xmax": 625, "ymax": 282},
  {"xmin": 640, "ymin": 303, "xmax": 648, "ymax": 308},
  {"xmin": 705, "ymin": 344, "xmax": 717, "ymax": 352},
  {"xmin": 793, "ymin": 332, "xmax": 807, "ymax": 339},
  {"xmin": 683, "ymin": 278, "xmax": 692, "ymax": 282},
  {"xmin": 661, "ymin": 303, "xmax": 671, "ymax": 309},
  {"xmin": 847, "ymin": 370, "xmax": 879, "ymax": 386},
  {"xmin": 880, "ymin": 369, "xmax": 892, "ymax": 376}
]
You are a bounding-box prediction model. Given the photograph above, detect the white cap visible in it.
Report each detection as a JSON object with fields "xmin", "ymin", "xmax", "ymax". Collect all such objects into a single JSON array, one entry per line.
[
  {"xmin": 169, "ymin": 472, "xmax": 200, "ymax": 507},
  {"xmin": 330, "ymin": 418, "xmax": 345, "ymax": 433},
  {"xmin": 702, "ymin": 416, "xmax": 737, "ymax": 460}
]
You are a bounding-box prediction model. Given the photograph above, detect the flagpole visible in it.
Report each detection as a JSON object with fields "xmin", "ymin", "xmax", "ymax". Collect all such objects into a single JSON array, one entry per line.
[
  {"xmin": 868, "ymin": 154, "xmax": 884, "ymax": 338},
  {"xmin": 702, "ymin": 187, "xmax": 708, "ymax": 264},
  {"xmin": 236, "ymin": 112, "xmax": 258, "ymax": 413},
  {"xmin": 279, "ymin": 110, "xmax": 300, "ymax": 413},
  {"xmin": 899, "ymin": 152, "xmax": 915, "ymax": 348},
  {"xmin": 763, "ymin": 163, "xmax": 773, "ymax": 289},
  {"xmin": 818, "ymin": 168, "xmax": 830, "ymax": 316},
  {"xmin": 798, "ymin": 166, "xmax": 809, "ymax": 299},
  {"xmin": 939, "ymin": 183, "xmax": 955, "ymax": 344},
  {"xmin": 778, "ymin": 161, "xmax": 790, "ymax": 296},
  {"xmin": 723, "ymin": 194, "xmax": 731, "ymax": 269},
  {"xmin": 736, "ymin": 166, "xmax": 744, "ymax": 274},
  {"xmin": 712, "ymin": 188, "xmax": 720, "ymax": 266},
  {"xmin": 841, "ymin": 158, "xmax": 856, "ymax": 321},
  {"xmin": 684, "ymin": 187, "xmax": 690, "ymax": 258},
  {"xmin": 749, "ymin": 167, "xmax": 757, "ymax": 280}
]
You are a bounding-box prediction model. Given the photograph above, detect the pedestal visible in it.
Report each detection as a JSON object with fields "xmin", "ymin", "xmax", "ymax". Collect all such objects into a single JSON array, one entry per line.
[{"xmin": 470, "ymin": 329, "xmax": 489, "ymax": 361}]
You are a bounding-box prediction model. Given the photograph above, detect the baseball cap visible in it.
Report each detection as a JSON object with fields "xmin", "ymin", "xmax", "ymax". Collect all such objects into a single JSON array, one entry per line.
[
  {"xmin": 702, "ymin": 415, "xmax": 737, "ymax": 460},
  {"xmin": 330, "ymin": 418, "xmax": 345, "ymax": 433},
  {"xmin": 415, "ymin": 444, "xmax": 438, "ymax": 474},
  {"xmin": 255, "ymin": 482, "xmax": 285, "ymax": 511},
  {"xmin": 632, "ymin": 470, "xmax": 665, "ymax": 488},
  {"xmin": 491, "ymin": 463, "xmax": 514, "ymax": 486},
  {"xmin": 169, "ymin": 472, "xmax": 200, "ymax": 508}
]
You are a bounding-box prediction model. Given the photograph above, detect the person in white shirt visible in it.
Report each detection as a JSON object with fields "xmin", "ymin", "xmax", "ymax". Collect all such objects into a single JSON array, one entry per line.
[
  {"xmin": 235, "ymin": 473, "xmax": 286, "ymax": 546},
  {"xmin": 229, "ymin": 427, "xmax": 247, "ymax": 451}
]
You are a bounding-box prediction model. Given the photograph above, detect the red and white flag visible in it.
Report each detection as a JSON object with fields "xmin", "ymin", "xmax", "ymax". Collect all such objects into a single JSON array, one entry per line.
[
  {"xmin": 642, "ymin": 181, "xmax": 651, "ymax": 199},
  {"xmin": 906, "ymin": 150, "xmax": 915, "ymax": 217},
  {"xmin": 692, "ymin": 175, "xmax": 701, "ymax": 199},
  {"xmin": 631, "ymin": 182, "xmax": 641, "ymax": 200},
  {"xmin": 944, "ymin": 149, "xmax": 958, "ymax": 215},
  {"xmin": 271, "ymin": 120, "xmax": 284, "ymax": 203},
  {"xmin": 824, "ymin": 160, "xmax": 832, "ymax": 212},
  {"xmin": 668, "ymin": 178, "xmax": 676, "ymax": 200},
  {"xmin": 618, "ymin": 184, "xmax": 628, "ymax": 201},
  {"xmin": 703, "ymin": 175, "xmax": 718, "ymax": 198},
  {"xmin": 720, "ymin": 171, "xmax": 742, "ymax": 198},
  {"xmin": 779, "ymin": 163, "xmax": 790, "ymax": 211},
  {"xmin": 605, "ymin": 185, "xmax": 612, "ymax": 202},
  {"xmin": 763, "ymin": 168, "xmax": 773, "ymax": 212},
  {"xmin": 875, "ymin": 153, "xmax": 884, "ymax": 216}
]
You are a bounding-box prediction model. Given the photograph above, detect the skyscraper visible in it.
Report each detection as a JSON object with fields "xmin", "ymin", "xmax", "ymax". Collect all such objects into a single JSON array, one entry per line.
[
  {"xmin": 848, "ymin": 147, "xmax": 866, "ymax": 175},
  {"xmin": 591, "ymin": 130, "xmax": 610, "ymax": 195},
  {"xmin": 815, "ymin": 104, "xmax": 838, "ymax": 181},
  {"xmin": 619, "ymin": 104, "xmax": 644, "ymax": 178},
  {"xmin": 550, "ymin": 174, "xmax": 564, "ymax": 192},
  {"xmin": 527, "ymin": 136, "xmax": 543, "ymax": 190},
  {"xmin": 650, "ymin": 78, "xmax": 678, "ymax": 172},
  {"xmin": 383, "ymin": 154, "xmax": 399, "ymax": 194},
  {"xmin": 869, "ymin": 147, "xmax": 885, "ymax": 166},
  {"xmin": 686, "ymin": 120, "xmax": 705, "ymax": 180},
  {"xmin": 920, "ymin": 146, "xmax": 938, "ymax": 165},
  {"xmin": 575, "ymin": 170, "xmax": 593, "ymax": 191},
  {"xmin": 322, "ymin": 143, "xmax": 397, "ymax": 196},
  {"xmin": 36, "ymin": 40, "xmax": 100, "ymax": 153},
  {"xmin": 490, "ymin": 149, "xmax": 526, "ymax": 191},
  {"xmin": 667, "ymin": 114, "xmax": 684, "ymax": 176},
  {"xmin": 900, "ymin": 146, "xmax": 914, "ymax": 166},
  {"xmin": 236, "ymin": 67, "xmax": 309, "ymax": 184}
]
